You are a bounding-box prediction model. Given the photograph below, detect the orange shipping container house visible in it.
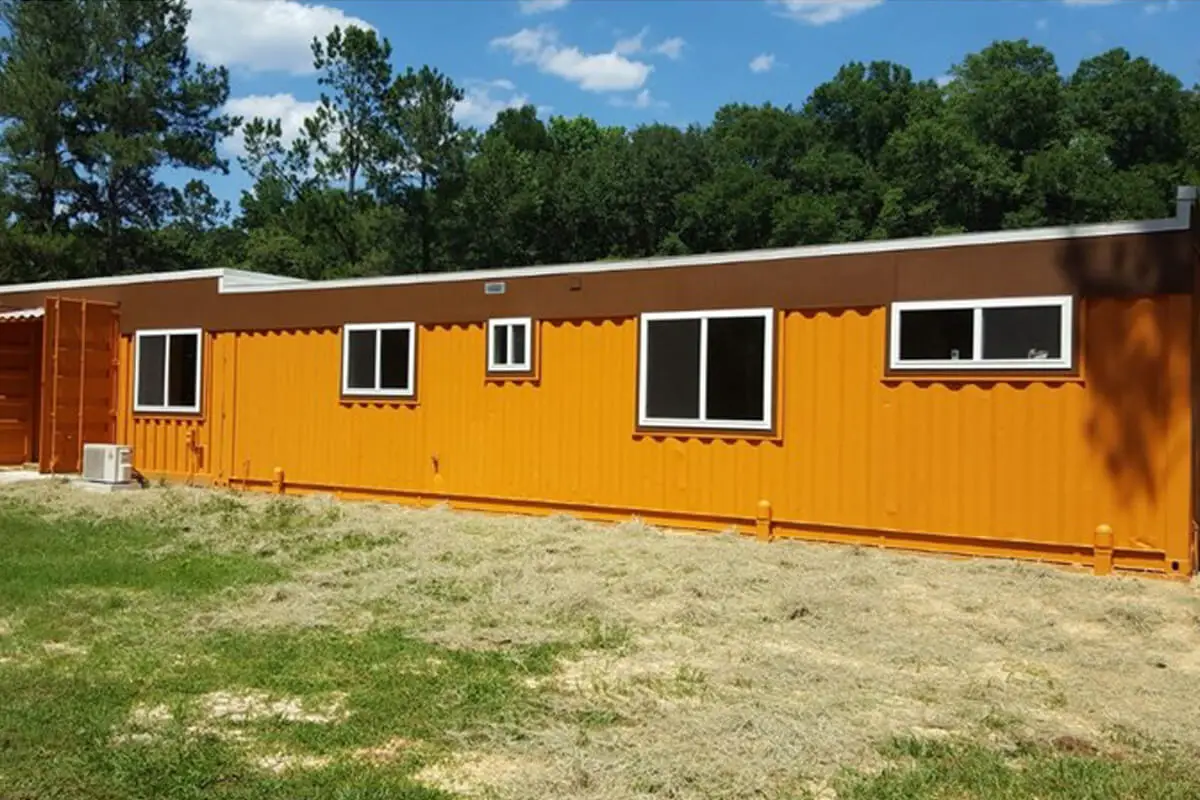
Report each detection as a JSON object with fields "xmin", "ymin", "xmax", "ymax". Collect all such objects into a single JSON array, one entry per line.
[{"xmin": 1, "ymin": 185, "xmax": 1198, "ymax": 579}]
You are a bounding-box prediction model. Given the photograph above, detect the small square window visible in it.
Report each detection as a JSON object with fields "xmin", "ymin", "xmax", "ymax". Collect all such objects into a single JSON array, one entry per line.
[
  {"xmin": 134, "ymin": 329, "xmax": 202, "ymax": 414},
  {"xmin": 890, "ymin": 296, "xmax": 1072, "ymax": 371},
  {"xmin": 487, "ymin": 318, "xmax": 532, "ymax": 373},
  {"xmin": 342, "ymin": 323, "xmax": 415, "ymax": 397}
]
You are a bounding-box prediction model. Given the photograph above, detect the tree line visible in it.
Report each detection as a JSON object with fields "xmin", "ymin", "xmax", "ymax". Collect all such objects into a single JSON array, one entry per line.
[{"xmin": 1, "ymin": 0, "xmax": 1198, "ymax": 283}]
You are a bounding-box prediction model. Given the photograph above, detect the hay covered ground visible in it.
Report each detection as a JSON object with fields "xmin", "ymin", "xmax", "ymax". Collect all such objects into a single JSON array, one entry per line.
[{"xmin": 1, "ymin": 481, "xmax": 1199, "ymax": 799}]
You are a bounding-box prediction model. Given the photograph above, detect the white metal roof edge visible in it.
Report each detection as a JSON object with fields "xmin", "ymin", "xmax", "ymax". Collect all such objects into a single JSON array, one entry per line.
[
  {"xmin": 221, "ymin": 213, "xmax": 1191, "ymax": 295},
  {"xmin": 0, "ymin": 267, "xmax": 311, "ymax": 296},
  {"xmin": 218, "ymin": 269, "xmax": 311, "ymax": 291},
  {"xmin": 0, "ymin": 268, "xmax": 231, "ymax": 295}
]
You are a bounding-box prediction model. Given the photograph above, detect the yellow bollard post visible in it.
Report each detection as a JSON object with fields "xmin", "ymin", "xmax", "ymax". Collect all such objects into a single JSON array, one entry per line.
[
  {"xmin": 1093, "ymin": 524, "xmax": 1114, "ymax": 576},
  {"xmin": 755, "ymin": 500, "xmax": 773, "ymax": 543}
]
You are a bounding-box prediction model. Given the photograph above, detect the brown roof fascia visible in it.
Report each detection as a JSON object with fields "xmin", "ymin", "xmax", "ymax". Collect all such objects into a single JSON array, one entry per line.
[{"xmin": 0, "ymin": 229, "xmax": 1191, "ymax": 335}]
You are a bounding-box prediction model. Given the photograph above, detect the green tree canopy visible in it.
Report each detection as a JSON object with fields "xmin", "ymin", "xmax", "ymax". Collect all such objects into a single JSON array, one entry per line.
[
  {"xmin": 1, "ymin": 4, "xmax": 1199, "ymax": 283},
  {"xmin": 0, "ymin": 0, "xmax": 234, "ymax": 280}
]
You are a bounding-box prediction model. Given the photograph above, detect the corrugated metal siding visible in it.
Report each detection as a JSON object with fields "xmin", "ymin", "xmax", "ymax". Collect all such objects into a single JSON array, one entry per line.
[
  {"xmin": 117, "ymin": 334, "xmax": 210, "ymax": 481},
  {"xmin": 117, "ymin": 298, "xmax": 1193, "ymax": 575},
  {"xmin": 767, "ymin": 301, "xmax": 1191, "ymax": 568},
  {"xmin": 41, "ymin": 298, "xmax": 118, "ymax": 473}
]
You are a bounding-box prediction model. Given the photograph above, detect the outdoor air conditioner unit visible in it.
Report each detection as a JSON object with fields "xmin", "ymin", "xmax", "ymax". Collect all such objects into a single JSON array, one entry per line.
[{"xmin": 82, "ymin": 444, "xmax": 133, "ymax": 484}]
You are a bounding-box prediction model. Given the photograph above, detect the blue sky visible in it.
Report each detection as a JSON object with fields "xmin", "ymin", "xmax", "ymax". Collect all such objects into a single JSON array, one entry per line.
[{"xmin": 186, "ymin": 0, "xmax": 1200, "ymax": 205}]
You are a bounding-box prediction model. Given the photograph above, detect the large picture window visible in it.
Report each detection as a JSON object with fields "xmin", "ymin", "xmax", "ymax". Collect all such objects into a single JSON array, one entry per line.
[
  {"xmin": 342, "ymin": 322, "xmax": 416, "ymax": 397},
  {"xmin": 638, "ymin": 308, "xmax": 774, "ymax": 431},
  {"xmin": 889, "ymin": 296, "xmax": 1073, "ymax": 371},
  {"xmin": 134, "ymin": 329, "xmax": 202, "ymax": 414}
]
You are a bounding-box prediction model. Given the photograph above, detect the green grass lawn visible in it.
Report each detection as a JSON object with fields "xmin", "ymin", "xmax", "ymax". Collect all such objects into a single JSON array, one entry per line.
[
  {"xmin": 838, "ymin": 738, "xmax": 1200, "ymax": 800},
  {"xmin": 0, "ymin": 496, "xmax": 563, "ymax": 798},
  {"xmin": 1, "ymin": 486, "xmax": 1199, "ymax": 799}
]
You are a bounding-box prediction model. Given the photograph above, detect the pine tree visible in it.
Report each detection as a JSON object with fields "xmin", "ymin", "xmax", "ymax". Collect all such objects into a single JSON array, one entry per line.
[{"xmin": 0, "ymin": 0, "xmax": 236, "ymax": 278}]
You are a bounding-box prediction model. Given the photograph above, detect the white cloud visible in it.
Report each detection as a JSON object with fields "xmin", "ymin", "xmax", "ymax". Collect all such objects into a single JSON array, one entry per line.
[
  {"xmin": 493, "ymin": 26, "xmax": 546, "ymax": 58},
  {"xmin": 222, "ymin": 93, "xmax": 321, "ymax": 156},
  {"xmin": 749, "ymin": 53, "xmax": 776, "ymax": 73},
  {"xmin": 491, "ymin": 25, "xmax": 652, "ymax": 92},
  {"xmin": 771, "ymin": 0, "xmax": 884, "ymax": 25},
  {"xmin": 1062, "ymin": 0, "xmax": 1116, "ymax": 5},
  {"xmin": 614, "ymin": 27, "xmax": 648, "ymax": 56},
  {"xmin": 610, "ymin": 88, "xmax": 664, "ymax": 110},
  {"xmin": 1035, "ymin": 17, "xmax": 1049, "ymax": 30},
  {"xmin": 187, "ymin": 0, "xmax": 374, "ymax": 75},
  {"xmin": 518, "ymin": 0, "xmax": 570, "ymax": 13},
  {"xmin": 934, "ymin": 73, "xmax": 953, "ymax": 87},
  {"xmin": 653, "ymin": 36, "xmax": 685, "ymax": 60},
  {"xmin": 455, "ymin": 79, "xmax": 531, "ymax": 127},
  {"xmin": 614, "ymin": 29, "xmax": 685, "ymax": 60},
  {"xmin": 1144, "ymin": 0, "xmax": 1179, "ymax": 14}
]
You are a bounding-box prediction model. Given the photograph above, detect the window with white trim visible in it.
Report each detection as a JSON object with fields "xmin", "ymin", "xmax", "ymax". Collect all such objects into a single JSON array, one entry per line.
[
  {"xmin": 889, "ymin": 296, "xmax": 1073, "ymax": 371},
  {"xmin": 638, "ymin": 308, "xmax": 774, "ymax": 431},
  {"xmin": 487, "ymin": 317, "xmax": 532, "ymax": 372},
  {"xmin": 134, "ymin": 329, "xmax": 202, "ymax": 414},
  {"xmin": 342, "ymin": 322, "xmax": 416, "ymax": 397}
]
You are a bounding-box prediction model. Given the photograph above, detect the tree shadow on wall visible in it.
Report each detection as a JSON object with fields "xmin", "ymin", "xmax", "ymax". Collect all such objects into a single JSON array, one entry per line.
[{"xmin": 1056, "ymin": 225, "xmax": 1195, "ymax": 510}]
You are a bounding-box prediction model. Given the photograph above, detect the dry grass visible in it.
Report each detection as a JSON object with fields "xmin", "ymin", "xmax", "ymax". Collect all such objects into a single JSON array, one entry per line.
[{"xmin": 5, "ymin": 481, "xmax": 1200, "ymax": 799}]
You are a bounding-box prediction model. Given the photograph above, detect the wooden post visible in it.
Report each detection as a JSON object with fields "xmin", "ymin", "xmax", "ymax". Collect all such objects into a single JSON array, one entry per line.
[
  {"xmin": 756, "ymin": 499, "xmax": 773, "ymax": 542},
  {"xmin": 1093, "ymin": 524, "xmax": 1114, "ymax": 576},
  {"xmin": 272, "ymin": 467, "xmax": 285, "ymax": 494}
]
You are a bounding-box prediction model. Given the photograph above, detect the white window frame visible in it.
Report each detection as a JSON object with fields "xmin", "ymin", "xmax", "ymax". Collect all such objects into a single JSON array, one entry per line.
[
  {"xmin": 889, "ymin": 295, "xmax": 1074, "ymax": 371},
  {"xmin": 487, "ymin": 317, "xmax": 533, "ymax": 372},
  {"xmin": 133, "ymin": 328, "xmax": 203, "ymax": 414},
  {"xmin": 341, "ymin": 322, "xmax": 417, "ymax": 398},
  {"xmin": 638, "ymin": 308, "xmax": 774, "ymax": 432}
]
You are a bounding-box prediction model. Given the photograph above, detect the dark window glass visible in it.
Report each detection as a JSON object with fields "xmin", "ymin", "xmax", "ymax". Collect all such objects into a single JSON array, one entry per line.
[
  {"xmin": 166, "ymin": 334, "xmax": 198, "ymax": 408},
  {"xmin": 492, "ymin": 324, "xmax": 509, "ymax": 366},
  {"xmin": 706, "ymin": 316, "xmax": 767, "ymax": 422},
  {"xmin": 898, "ymin": 309, "xmax": 974, "ymax": 361},
  {"xmin": 137, "ymin": 335, "xmax": 166, "ymax": 407},
  {"xmin": 379, "ymin": 328, "xmax": 411, "ymax": 390},
  {"xmin": 512, "ymin": 323, "xmax": 527, "ymax": 366},
  {"xmin": 645, "ymin": 319, "xmax": 701, "ymax": 420},
  {"xmin": 346, "ymin": 329, "xmax": 377, "ymax": 390},
  {"xmin": 982, "ymin": 306, "xmax": 1062, "ymax": 361}
]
